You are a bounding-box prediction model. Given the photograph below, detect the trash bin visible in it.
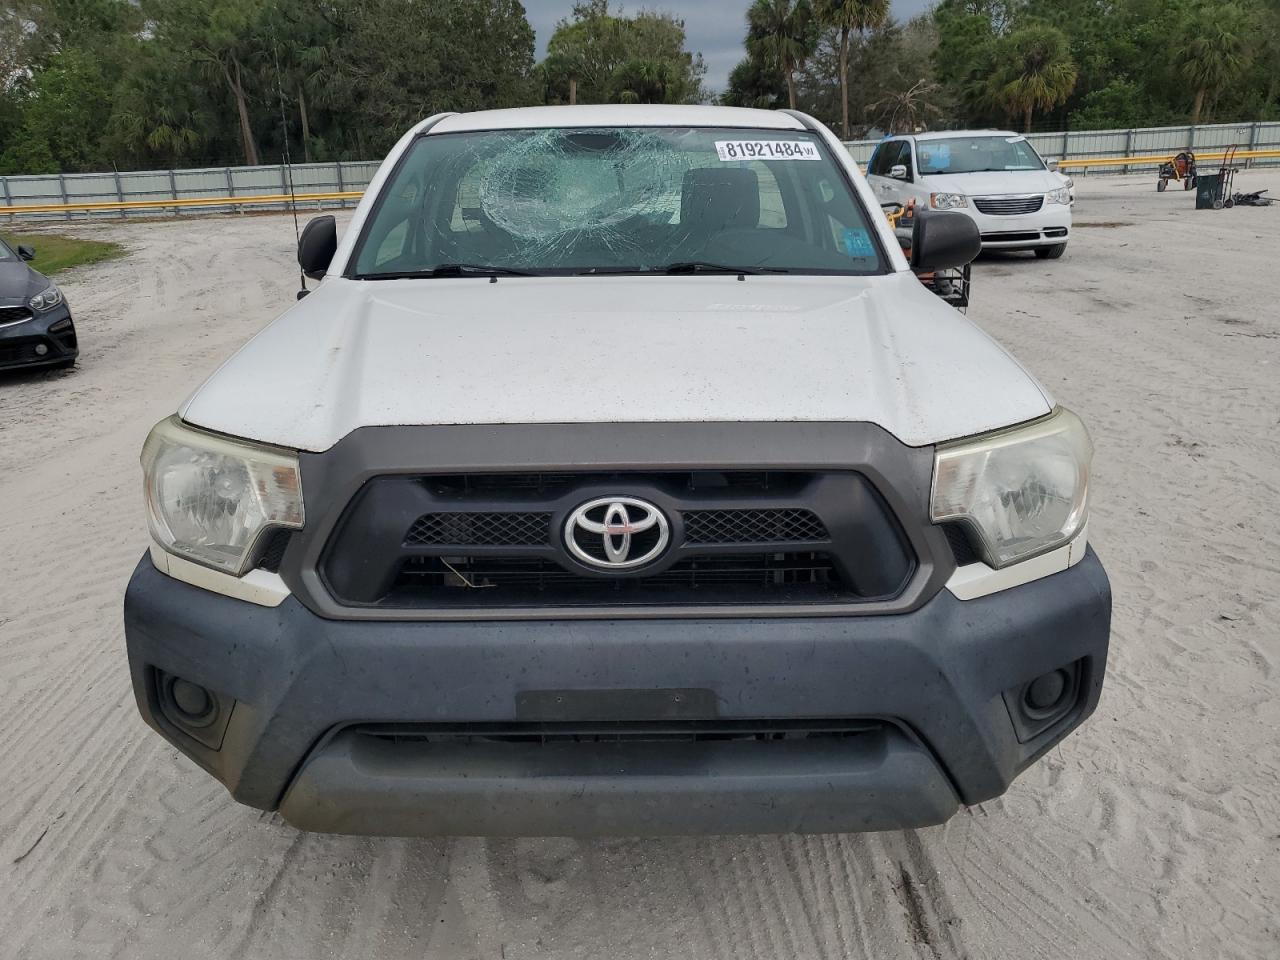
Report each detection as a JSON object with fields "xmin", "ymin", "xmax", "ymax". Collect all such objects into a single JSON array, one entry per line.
[{"xmin": 1196, "ymin": 173, "xmax": 1224, "ymax": 209}]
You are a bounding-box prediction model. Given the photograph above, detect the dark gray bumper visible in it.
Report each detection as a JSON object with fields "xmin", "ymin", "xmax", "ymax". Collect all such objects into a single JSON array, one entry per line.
[{"xmin": 122, "ymin": 549, "xmax": 1111, "ymax": 836}]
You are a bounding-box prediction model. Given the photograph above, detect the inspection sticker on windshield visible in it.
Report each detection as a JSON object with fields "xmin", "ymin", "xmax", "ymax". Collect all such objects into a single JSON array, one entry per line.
[{"xmin": 715, "ymin": 140, "xmax": 820, "ymax": 161}]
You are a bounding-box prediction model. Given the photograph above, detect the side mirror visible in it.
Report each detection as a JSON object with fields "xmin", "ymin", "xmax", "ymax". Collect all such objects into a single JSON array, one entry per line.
[
  {"xmin": 17, "ymin": 245, "xmax": 35, "ymax": 261},
  {"xmin": 298, "ymin": 215, "xmax": 337, "ymax": 281},
  {"xmin": 1047, "ymin": 159, "xmax": 1061, "ymax": 173},
  {"xmin": 889, "ymin": 164, "xmax": 910, "ymax": 181},
  {"xmin": 911, "ymin": 210, "xmax": 981, "ymax": 272}
]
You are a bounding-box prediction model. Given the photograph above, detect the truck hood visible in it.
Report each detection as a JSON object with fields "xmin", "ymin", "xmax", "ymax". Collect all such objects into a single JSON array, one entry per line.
[
  {"xmin": 181, "ymin": 272, "xmax": 1051, "ymax": 452},
  {"xmin": 921, "ymin": 170, "xmax": 1061, "ymax": 196}
]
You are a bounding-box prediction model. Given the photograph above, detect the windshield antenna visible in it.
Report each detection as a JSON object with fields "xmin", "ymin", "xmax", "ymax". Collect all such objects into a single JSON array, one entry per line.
[{"xmin": 272, "ymin": 38, "xmax": 306, "ymax": 298}]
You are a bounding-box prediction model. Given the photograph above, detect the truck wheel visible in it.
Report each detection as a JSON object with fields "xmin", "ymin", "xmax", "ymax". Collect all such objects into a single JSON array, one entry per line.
[
  {"xmin": 1035, "ymin": 243, "xmax": 1067, "ymax": 260},
  {"xmin": 1157, "ymin": 178, "xmax": 1168, "ymax": 192}
]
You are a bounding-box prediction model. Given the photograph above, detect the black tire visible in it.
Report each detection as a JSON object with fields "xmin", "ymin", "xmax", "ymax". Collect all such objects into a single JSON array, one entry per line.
[
  {"xmin": 1035, "ymin": 243, "xmax": 1067, "ymax": 260},
  {"xmin": 1224, "ymin": 197, "xmax": 1235, "ymax": 208},
  {"xmin": 1213, "ymin": 198, "xmax": 1223, "ymax": 210},
  {"xmin": 1157, "ymin": 178, "xmax": 1168, "ymax": 192}
]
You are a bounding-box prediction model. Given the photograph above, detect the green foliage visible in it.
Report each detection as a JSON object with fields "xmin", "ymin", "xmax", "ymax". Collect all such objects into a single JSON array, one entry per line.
[
  {"xmin": 540, "ymin": 1, "xmax": 705, "ymax": 105},
  {"xmin": 1174, "ymin": 1, "xmax": 1256, "ymax": 124},
  {"xmin": 988, "ymin": 25, "xmax": 1078, "ymax": 131},
  {"xmin": 747, "ymin": 0, "xmax": 819, "ymax": 109}
]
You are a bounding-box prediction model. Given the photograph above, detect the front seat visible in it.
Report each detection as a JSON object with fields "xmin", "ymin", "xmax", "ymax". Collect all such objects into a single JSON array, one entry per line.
[{"xmin": 678, "ymin": 167, "xmax": 761, "ymax": 249}]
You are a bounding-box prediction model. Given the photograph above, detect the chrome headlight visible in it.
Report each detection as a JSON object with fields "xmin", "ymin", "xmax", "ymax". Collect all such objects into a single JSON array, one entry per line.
[
  {"xmin": 1046, "ymin": 187, "xmax": 1072, "ymax": 205},
  {"xmin": 141, "ymin": 416, "xmax": 304, "ymax": 575},
  {"xmin": 931, "ymin": 408, "xmax": 1092, "ymax": 568},
  {"xmin": 930, "ymin": 192, "xmax": 968, "ymax": 210},
  {"xmin": 29, "ymin": 284, "xmax": 64, "ymax": 311}
]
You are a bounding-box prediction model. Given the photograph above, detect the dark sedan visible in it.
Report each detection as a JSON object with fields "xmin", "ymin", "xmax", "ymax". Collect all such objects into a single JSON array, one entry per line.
[{"xmin": 0, "ymin": 237, "xmax": 78, "ymax": 371}]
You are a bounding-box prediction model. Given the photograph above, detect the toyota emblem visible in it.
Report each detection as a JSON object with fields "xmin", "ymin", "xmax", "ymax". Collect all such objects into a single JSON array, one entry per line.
[{"xmin": 564, "ymin": 496, "xmax": 671, "ymax": 570}]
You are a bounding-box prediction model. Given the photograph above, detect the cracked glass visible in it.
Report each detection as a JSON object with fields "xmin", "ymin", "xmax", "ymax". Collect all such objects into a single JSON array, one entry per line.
[{"xmin": 352, "ymin": 126, "xmax": 885, "ymax": 278}]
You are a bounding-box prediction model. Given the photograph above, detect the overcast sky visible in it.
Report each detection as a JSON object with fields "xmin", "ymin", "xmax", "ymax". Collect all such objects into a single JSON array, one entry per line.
[{"xmin": 524, "ymin": 0, "xmax": 934, "ymax": 94}]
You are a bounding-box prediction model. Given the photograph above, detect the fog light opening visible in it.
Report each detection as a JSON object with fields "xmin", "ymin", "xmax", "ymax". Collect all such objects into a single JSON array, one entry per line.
[
  {"xmin": 34, "ymin": 343, "xmax": 49, "ymax": 356},
  {"xmin": 161, "ymin": 674, "xmax": 218, "ymax": 728},
  {"xmin": 1023, "ymin": 669, "xmax": 1069, "ymax": 716}
]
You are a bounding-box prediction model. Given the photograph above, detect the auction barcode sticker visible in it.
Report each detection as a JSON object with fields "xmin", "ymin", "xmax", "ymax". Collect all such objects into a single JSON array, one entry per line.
[{"xmin": 715, "ymin": 140, "xmax": 820, "ymax": 161}]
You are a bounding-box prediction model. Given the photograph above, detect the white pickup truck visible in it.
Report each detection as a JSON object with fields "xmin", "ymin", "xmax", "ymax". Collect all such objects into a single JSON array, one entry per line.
[{"xmin": 124, "ymin": 105, "xmax": 1110, "ymax": 837}]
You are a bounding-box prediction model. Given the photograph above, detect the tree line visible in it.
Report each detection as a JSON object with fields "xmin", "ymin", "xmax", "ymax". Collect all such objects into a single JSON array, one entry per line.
[
  {"xmin": 724, "ymin": 0, "xmax": 1280, "ymax": 137},
  {"xmin": 2, "ymin": 0, "xmax": 1279, "ymax": 176},
  {"xmin": 0, "ymin": 0, "xmax": 704, "ymax": 175}
]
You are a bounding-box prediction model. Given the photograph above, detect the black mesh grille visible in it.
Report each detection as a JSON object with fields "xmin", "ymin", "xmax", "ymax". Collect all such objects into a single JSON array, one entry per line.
[
  {"xmin": 0, "ymin": 339, "xmax": 49, "ymax": 365},
  {"xmin": 391, "ymin": 552, "xmax": 845, "ymax": 606},
  {"xmin": 323, "ymin": 470, "xmax": 917, "ymax": 609},
  {"xmin": 255, "ymin": 529, "xmax": 293, "ymax": 572},
  {"xmin": 405, "ymin": 512, "xmax": 552, "ymax": 547},
  {"xmin": 684, "ymin": 508, "xmax": 827, "ymax": 544},
  {"xmin": 942, "ymin": 523, "xmax": 981, "ymax": 566},
  {"xmin": 0, "ymin": 306, "xmax": 33, "ymax": 325},
  {"xmin": 973, "ymin": 196, "xmax": 1045, "ymax": 215}
]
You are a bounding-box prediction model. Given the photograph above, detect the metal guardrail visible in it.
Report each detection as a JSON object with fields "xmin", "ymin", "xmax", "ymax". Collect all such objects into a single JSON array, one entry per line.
[
  {"xmin": 1059, "ymin": 148, "xmax": 1280, "ymax": 170},
  {"xmin": 2, "ymin": 190, "xmax": 364, "ymax": 216},
  {"xmin": 3, "ymin": 120, "xmax": 1279, "ymax": 221}
]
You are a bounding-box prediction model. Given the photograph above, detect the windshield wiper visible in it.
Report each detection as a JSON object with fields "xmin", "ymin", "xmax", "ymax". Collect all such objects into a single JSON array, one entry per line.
[
  {"xmin": 356, "ymin": 263, "xmax": 537, "ymax": 280},
  {"xmin": 661, "ymin": 261, "xmax": 766, "ymax": 275}
]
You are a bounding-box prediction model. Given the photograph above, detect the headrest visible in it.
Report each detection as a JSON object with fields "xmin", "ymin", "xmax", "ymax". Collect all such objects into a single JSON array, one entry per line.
[{"xmin": 680, "ymin": 167, "xmax": 760, "ymax": 231}]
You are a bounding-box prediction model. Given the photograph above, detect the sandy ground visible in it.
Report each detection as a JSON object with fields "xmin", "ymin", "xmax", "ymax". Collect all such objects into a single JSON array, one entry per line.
[{"xmin": 1, "ymin": 171, "xmax": 1278, "ymax": 960}]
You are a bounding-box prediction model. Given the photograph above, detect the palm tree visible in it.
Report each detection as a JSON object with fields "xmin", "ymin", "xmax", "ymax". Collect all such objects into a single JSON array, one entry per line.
[
  {"xmin": 814, "ymin": 0, "xmax": 889, "ymax": 139},
  {"xmin": 868, "ymin": 78, "xmax": 945, "ymax": 134},
  {"xmin": 747, "ymin": 0, "xmax": 816, "ymax": 110},
  {"xmin": 990, "ymin": 26, "xmax": 1077, "ymax": 133},
  {"xmin": 1175, "ymin": 2, "xmax": 1252, "ymax": 126}
]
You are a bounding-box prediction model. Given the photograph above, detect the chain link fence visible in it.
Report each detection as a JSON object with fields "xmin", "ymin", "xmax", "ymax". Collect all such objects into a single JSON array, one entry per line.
[{"xmin": 4, "ymin": 120, "xmax": 1279, "ymax": 223}]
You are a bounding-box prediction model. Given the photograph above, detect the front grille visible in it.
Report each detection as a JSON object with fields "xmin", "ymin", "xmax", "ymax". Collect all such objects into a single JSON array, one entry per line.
[
  {"xmin": 322, "ymin": 470, "xmax": 916, "ymax": 610},
  {"xmin": 684, "ymin": 508, "xmax": 827, "ymax": 544},
  {"xmin": 0, "ymin": 339, "xmax": 49, "ymax": 365},
  {"xmin": 981, "ymin": 231, "xmax": 1042, "ymax": 243},
  {"xmin": 973, "ymin": 196, "xmax": 1044, "ymax": 215},
  {"xmin": 0, "ymin": 306, "xmax": 32, "ymax": 325},
  {"xmin": 405, "ymin": 512, "xmax": 552, "ymax": 546},
  {"xmin": 356, "ymin": 718, "xmax": 885, "ymax": 745},
  {"xmin": 391, "ymin": 552, "xmax": 843, "ymax": 606}
]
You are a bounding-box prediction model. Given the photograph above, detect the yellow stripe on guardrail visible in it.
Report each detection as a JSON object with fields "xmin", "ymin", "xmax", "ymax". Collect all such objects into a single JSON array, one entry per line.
[
  {"xmin": 3, "ymin": 149, "xmax": 1279, "ymax": 214},
  {"xmin": 1059, "ymin": 148, "xmax": 1280, "ymax": 169},
  {"xmin": 1, "ymin": 190, "xmax": 365, "ymax": 215}
]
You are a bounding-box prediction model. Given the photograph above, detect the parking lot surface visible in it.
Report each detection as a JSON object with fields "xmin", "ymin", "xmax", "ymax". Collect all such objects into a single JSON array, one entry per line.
[{"xmin": 1, "ymin": 172, "xmax": 1277, "ymax": 959}]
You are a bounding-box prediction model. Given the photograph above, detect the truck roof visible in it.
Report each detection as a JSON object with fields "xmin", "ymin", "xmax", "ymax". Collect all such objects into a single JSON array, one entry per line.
[{"xmin": 431, "ymin": 104, "xmax": 808, "ymax": 134}]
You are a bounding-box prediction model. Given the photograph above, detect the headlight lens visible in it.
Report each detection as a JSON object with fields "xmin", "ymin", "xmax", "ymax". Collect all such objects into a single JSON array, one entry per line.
[
  {"xmin": 930, "ymin": 192, "xmax": 968, "ymax": 210},
  {"xmin": 29, "ymin": 285, "xmax": 64, "ymax": 311},
  {"xmin": 931, "ymin": 408, "xmax": 1092, "ymax": 568},
  {"xmin": 141, "ymin": 416, "xmax": 304, "ymax": 575},
  {"xmin": 1047, "ymin": 187, "xmax": 1072, "ymax": 205}
]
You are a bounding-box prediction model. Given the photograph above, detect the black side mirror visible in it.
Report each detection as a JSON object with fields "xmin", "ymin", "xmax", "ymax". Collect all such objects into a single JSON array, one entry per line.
[
  {"xmin": 17, "ymin": 245, "xmax": 35, "ymax": 261},
  {"xmin": 298, "ymin": 216, "xmax": 337, "ymax": 280},
  {"xmin": 910, "ymin": 210, "xmax": 981, "ymax": 272}
]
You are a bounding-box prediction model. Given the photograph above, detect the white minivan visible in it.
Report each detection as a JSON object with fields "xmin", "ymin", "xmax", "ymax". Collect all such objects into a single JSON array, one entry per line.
[{"xmin": 866, "ymin": 130, "xmax": 1072, "ymax": 259}]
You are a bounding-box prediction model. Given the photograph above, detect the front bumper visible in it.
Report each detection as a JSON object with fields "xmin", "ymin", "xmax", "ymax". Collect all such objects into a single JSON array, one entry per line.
[
  {"xmin": 0, "ymin": 303, "xmax": 77, "ymax": 370},
  {"xmin": 123, "ymin": 548, "xmax": 1111, "ymax": 836},
  {"xmin": 966, "ymin": 204, "xmax": 1071, "ymax": 249}
]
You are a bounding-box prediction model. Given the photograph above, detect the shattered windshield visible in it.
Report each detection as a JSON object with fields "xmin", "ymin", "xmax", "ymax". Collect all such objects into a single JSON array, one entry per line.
[
  {"xmin": 916, "ymin": 136, "xmax": 1046, "ymax": 175},
  {"xmin": 351, "ymin": 127, "xmax": 885, "ymax": 277}
]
